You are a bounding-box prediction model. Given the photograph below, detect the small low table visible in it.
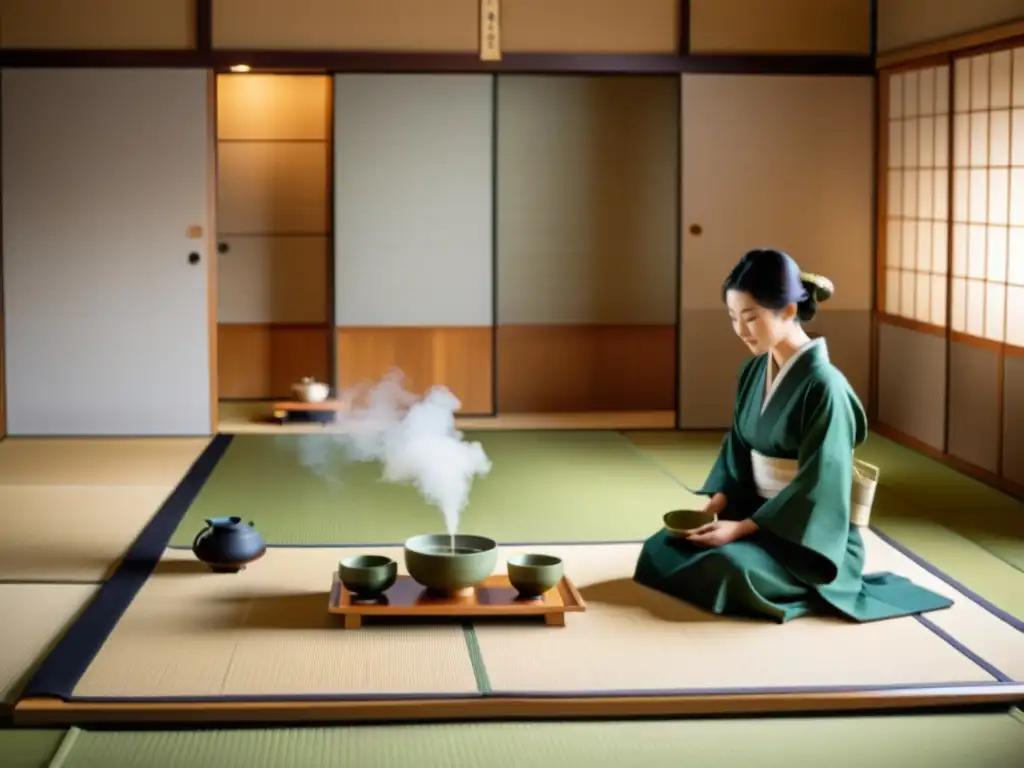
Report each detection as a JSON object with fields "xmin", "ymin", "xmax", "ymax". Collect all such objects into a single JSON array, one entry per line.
[
  {"xmin": 327, "ymin": 573, "xmax": 586, "ymax": 629},
  {"xmin": 271, "ymin": 400, "xmax": 347, "ymax": 425}
]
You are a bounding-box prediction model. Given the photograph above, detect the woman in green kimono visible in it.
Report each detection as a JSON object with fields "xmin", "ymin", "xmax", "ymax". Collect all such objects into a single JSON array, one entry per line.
[{"xmin": 633, "ymin": 248, "xmax": 952, "ymax": 623}]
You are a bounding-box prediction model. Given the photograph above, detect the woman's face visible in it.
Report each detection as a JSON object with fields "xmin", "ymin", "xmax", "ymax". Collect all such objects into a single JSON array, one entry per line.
[{"xmin": 725, "ymin": 289, "xmax": 795, "ymax": 355}]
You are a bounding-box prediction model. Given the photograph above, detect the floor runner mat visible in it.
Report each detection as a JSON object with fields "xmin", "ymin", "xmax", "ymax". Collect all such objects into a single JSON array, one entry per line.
[
  {"xmin": 68, "ymin": 547, "xmax": 479, "ymax": 700},
  {"xmin": 0, "ymin": 585, "xmax": 98, "ymax": 708},
  {"xmin": 474, "ymin": 532, "xmax": 1024, "ymax": 696},
  {"xmin": 0, "ymin": 486, "xmax": 172, "ymax": 583},
  {"xmin": 0, "ymin": 439, "xmax": 212, "ymax": 487},
  {"xmin": 28, "ymin": 532, "xmax": 1023, "ymax": 712}
]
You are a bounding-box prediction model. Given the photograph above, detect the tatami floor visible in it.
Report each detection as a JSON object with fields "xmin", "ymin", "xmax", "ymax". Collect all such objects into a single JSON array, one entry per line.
[{"xmin": 0, "ymin": 427, "xmax": 1022, "ymax": 766}]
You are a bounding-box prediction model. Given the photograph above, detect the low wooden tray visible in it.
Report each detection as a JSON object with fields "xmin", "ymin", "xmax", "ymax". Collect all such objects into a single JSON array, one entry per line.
[
  {"xmin": 271, "ymin": 400, "xmax": 347, "ymax": 424},
  {"xmin": 327, "ymin": 574, "xmax": 586, "ymax": 629}
]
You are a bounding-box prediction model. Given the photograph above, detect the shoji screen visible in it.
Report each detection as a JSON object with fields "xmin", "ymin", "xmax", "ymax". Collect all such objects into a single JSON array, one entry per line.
[
  {"xmin": 949, "ymin": 45, "xmax": 1024, "ymax": 484},
  {"xmin": 332, "ymin": 74, "xmax": 494, "ymax": 415},
  {"xmin": 877, "ymin": 62, "xmax": 953, "ymax": 451},
  {"xmin": 877, "ymin": 42, "xmax": 1024, "ymax": 491}
]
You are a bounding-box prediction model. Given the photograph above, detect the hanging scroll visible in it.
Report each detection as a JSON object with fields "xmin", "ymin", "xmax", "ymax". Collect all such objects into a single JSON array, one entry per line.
[{"xmin": 480, "ymin": 0, "xmax": 501, "ymax": 61}]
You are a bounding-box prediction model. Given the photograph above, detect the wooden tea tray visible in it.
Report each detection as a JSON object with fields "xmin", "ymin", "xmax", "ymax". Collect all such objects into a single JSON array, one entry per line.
[{"xmin": 327, "ymin": 574, "xmax": 586, "ymax": 629}]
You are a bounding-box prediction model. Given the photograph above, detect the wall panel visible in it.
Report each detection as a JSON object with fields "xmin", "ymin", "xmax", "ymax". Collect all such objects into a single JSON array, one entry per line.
[
  {"xmin": 679, "ymin": 74, "xmax": 874, "ymax": 427},
  {"xmin": 1003, "ymin": 353, "xmax": 1024, "ymax": 485},
  {"xmin": 217, "ymin": 236, "xmax": 328, "ymax": 324},
  {"xmin": 689, "ymin": 0, "xmax": 871, "ymax": 55},
  {"xmin": 333, "ymin": 74, "xmax": 493, "ymax": 414},
  {"xmin": 501, "ymin": 0, "xmax": 678, "ymax": 54},
  {"xmin": 877, "ymin": 0, "xmax": 1024, "ymax": 53},
  {"xmin": 217, "ymin": 76, "xmax": 331, "ymax": 141},
  {"xmin": 947, "ymin": 339, "xmax": 1002, "ymax": 473},
  {"xmin": 217, "ymin": 142, "xmax": 329, "ymax": 235},
  {"xmin": 218, "ymin": 325, "xmax": 329, "ymax": 399},
  {"xmin": 2, "ymin": 69, "xmax": 212, "ymax": 435},
  {"xmin": 496, "ymin": 325, "xmax": 675, "ymax": 413},
  {"xmin": 215, "ymin": 74, "xmax": 332, "ymax": 400},
  {"xmin": 496, "ymin": 75, "xmax": 678, "ymax": 413},
  {"xmin": 338, "ymin": 327, "xmax": 492, "ymax": 415},
  {"xmin": 212, "ymin": 0, "xmax": 478, "ymax": 51},
  {"xmin": 876, "ymin": 321, "xmax": 947, "ymax": 450},
  {"xmin": 0, "ymin": 0, "xmax": 193, "ymax": 49}
]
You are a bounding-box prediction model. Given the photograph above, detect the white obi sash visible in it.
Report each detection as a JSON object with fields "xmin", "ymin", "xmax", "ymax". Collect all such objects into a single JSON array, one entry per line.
[{"xmin": 749, "ymin": 450, "xmax": 879, "ymax": 527}]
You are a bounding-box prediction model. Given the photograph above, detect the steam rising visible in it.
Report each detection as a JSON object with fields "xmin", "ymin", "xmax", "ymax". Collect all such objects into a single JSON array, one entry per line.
[{"xmin": 287, "ymin": 370, "xmax": 492, "ymax": 537}]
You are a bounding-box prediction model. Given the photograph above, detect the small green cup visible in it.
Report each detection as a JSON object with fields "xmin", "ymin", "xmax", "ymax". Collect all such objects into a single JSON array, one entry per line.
[
  {"xmin": 662, "ymin": 509, "xmax": 714, "ymax": 537},
  {"xmin": 507, "ymin": 553, "xmax": 564, "ymax": 599},
  {"xmin": 339, "ymin": 555, "xmax": 398, "ymax": 598}
]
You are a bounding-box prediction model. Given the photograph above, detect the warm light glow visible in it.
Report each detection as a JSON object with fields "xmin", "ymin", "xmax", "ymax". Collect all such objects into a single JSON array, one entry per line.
[
  {"xmin": 985, "ymin": 283, "xmax": 1005, "ymax": 341},
  {"xmin": 1008, "ymin": 228, "xmax": 1024, "ymax": 285},
  {"xmin": 230, "ymin": 64, "xmax": 251, "ymax": 73},
  {"xmin": 884, "ymin": 64, "xmax": 952, "ymax": 325},
  {"xmin": 946, "ymin": 44, "xmax": 1024, "ymax": 345},
  {"xmin": 951, "ymin": 278, "xmax": 966, "ymax": 331},
  {"xmin": 1007, "ymin": 287, "xmax": 1024, "ymax": 346},
  {"xmin": 966, "ymin": 279, "xmax": 984, "ymax": 336}
]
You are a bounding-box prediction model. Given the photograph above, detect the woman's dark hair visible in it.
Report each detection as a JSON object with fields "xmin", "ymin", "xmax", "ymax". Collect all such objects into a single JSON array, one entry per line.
[{"xmin": 721, "ymin": 248, "xmax": 833, "ymax": 323}]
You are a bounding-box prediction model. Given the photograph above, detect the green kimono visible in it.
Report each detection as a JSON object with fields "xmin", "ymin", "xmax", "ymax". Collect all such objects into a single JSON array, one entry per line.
[{"xmin": 633, "ymin": 339, "xmax": 953, "ymax": 623}]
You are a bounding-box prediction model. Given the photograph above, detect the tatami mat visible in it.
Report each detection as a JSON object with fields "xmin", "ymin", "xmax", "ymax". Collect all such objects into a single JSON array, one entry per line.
[
  {"xmin": 43, "ymin": 711, "xmax": 1024, "ymax": 768},
  {"xmin": 0, "ymin": 729, "xmax": 64, "ymax": 768},
  {"xmin": 0, "ymin": 485, "xmax": 172, "ymax": 583},
  {"xmin": 472, "ymin": 531, "xmax": 1024, "ymax": 696},
  {"xmin": 0, "ymin": 438, "xmax": 211, "ymax": 486},
  {"xmin": 166, "ymin": 432, "xmax": 696, "ymax": 547},
  {"xmin": 71, "ymin": 548, "xmax": 478, "ymax": 699},
  {"xmin": 57, "ymin": 533, "xmax": 1023, "ymax": 703},
  {"xmin": 0, "ymin": 584, "xmax": 98, "ymax": 708}
]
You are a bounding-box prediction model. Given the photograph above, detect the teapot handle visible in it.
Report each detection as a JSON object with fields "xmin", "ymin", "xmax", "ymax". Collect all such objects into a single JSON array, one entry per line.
[{"xmin": 192, "ymin": 522, "xmax": 213, "ymax": 550}]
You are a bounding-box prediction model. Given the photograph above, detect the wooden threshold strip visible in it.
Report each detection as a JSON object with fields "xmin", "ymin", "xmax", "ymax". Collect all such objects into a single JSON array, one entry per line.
[{"xmin": 15, "ymin": 684, "xmax": 1024, "ymax": 727}]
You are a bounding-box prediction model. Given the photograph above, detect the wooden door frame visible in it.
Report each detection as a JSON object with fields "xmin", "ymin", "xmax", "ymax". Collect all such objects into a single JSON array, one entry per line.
[{"xmin": 206, "ymin": 70, "xmax": 219, "ymax": 435}]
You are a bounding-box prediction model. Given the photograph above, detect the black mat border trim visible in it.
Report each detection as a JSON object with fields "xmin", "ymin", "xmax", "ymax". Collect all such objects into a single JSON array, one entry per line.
[
  {"xmin": 913, "ymin": 615, "xmax": 1011, "ymax": 683},
  {"xmin": 21, "ymin": 434, "xmax": 234, "ymax": 699}
]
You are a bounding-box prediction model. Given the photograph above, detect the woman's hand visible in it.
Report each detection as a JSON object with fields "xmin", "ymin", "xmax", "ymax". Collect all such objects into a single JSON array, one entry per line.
[
  {"xmin": 685, "ymin": 519, "xmax": 758, "ymax": 548},
  {"xmin": 703, "ymin": 492, "xmax": 727, "ymax": 517}
]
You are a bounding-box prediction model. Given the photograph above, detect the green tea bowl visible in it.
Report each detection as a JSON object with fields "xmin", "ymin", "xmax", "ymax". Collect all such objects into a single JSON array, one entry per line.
[
  {"xmin": 507, "ymin": 553, "xmax": 564, "ymax": 599},
  {"xmin": 338, "ymin": 554, "xmax": 398, "ymax": 598},
  {"xmin": 663, "ymin": 508, "xmax": 714, "ymax": 538},
  {"xmin": 403, "ymin": 534, "xmax": 498, "ymax": 596}
]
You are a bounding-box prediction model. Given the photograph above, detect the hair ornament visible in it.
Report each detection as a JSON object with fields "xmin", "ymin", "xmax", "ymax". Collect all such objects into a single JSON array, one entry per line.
[{"xmin": 800, "ymin": 272, "xmax": 834, "ymax": 302}]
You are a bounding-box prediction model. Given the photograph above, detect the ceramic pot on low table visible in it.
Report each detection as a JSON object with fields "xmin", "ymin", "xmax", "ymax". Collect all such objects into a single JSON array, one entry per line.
[
  {"xmin": 192, "ymin": 517, "xmax": 267, "ymax": 573},
  {"xmin": 404, "ymin": 534, "xmax": 498, "ymax": 597},
  {"xmin": 292, "ymin": 376, "xmax": 330, "ymax": 403}
]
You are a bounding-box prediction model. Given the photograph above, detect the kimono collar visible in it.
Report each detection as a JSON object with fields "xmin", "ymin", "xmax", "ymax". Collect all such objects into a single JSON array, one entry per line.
[{"xmin": 763, "ymin": 337, "xmax": 828, "ymax": 413}]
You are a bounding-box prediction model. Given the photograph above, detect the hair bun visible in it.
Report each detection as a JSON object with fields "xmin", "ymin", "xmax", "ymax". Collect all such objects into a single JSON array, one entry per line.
[{"xmin": 800, "ymin": 272, "xmax": 834, "ymax": 303}]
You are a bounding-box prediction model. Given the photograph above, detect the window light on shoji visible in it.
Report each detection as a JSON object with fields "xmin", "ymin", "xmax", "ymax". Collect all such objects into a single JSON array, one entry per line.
[
  {"xmin": 885, "ymin": 64, "xmax": 951, "ymax": 327},
  {"xmin": 951, "ymin": 45, "xmax": 1024, "ymax": 346}
]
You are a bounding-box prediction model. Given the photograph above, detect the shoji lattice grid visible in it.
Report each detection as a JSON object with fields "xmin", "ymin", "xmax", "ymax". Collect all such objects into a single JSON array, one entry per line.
[
  {"xmin": 885, "ymin": 64, "xmax": 951, "ymax": 326},
  {"xmin": 951, "ymin": 45, "xmax": 1024, "ymax": 345}
]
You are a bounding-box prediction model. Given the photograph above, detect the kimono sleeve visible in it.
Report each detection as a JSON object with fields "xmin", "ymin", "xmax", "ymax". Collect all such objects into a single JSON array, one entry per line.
[
  {"xmin": 696, "ymin": 356, "xmax": 759, "ymax": 498},
  {"xmin": 749, "ymin": 378, "xmax": 863, "ymax": 586}
]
